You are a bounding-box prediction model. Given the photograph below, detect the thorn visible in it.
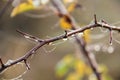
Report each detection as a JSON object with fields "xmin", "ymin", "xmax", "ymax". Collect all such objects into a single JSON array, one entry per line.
[
  {"xmin": 0, "ymin": 57, "xmax": 4, "ymax": 67},
  {"xmin": 63, "ymin": 30, "xmax": 68, "ymax": 38},
  {"xmin": 16, "ymin": 29, "xmax": 26, "ymax": 36},
  {"xmin": 109, "ymin": 29, "xmax": 113, "ymax": 45},
  {"xmin": 94, "ymin": 14, "xmax": 97, "ymax": 24},
  {"xmin": 101, "ymin": 19, "xmax": 107, "ymax": 24},
  {"xmin": 16, "ymin": 29, "xmax": 44, "ymax": 42},
  {"xmin": 24, "ymin": 60, "xmax": 30, "ymax": 70}
]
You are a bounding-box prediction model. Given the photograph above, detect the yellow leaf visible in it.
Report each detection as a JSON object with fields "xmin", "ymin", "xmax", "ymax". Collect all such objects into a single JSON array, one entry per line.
[
  {"xmin": 60, "ymin": 15, "xmax": 72, "ymax": 30},
  {"xmin": 67, "ymin": 3, "xmax": 76, "ymax": 13},
  {"xmin": 28, "ymin": 0, "xmax": 33, "ymax": 4},
  {"xmin": 11, "ymin": 2, "xmax": 34, "ymax": 17},
  {"xmin": 74, "ymin": 60, "xmax": 86, "ymax": 76},
  {"xmin": 83, "ymin": 30, "xmax": 91, "ymax": 43},
  {"xmin": 66, "ymin": 72, "xmax": 81, "ymax": 80}
]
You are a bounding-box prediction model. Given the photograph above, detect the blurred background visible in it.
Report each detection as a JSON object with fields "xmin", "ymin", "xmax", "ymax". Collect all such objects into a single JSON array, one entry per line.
[{"xmin": 0, "ymin": 0, "xmax": 120, "ymax": 80}]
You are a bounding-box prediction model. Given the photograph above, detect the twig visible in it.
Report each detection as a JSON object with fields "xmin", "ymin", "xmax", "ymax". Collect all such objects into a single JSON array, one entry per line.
[
  {"xmin": 0, "ymin": 19, "xmax": 120, "ymax": 73},
  {"xmin": 0, "ymin": 0, "xmax": 120, "ymax": 79},
  {"xmin": 16, "ymin": 30, "xmax": 44, "ymax": 42},
  {"xmin": 0, "ymin": 57, "xmax": 4, "ymax": 67}
]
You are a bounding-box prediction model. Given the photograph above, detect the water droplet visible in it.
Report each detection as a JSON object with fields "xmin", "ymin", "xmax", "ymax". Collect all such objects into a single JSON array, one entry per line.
[
  {"xmin": 78, "ymin": 33, "xmax": 83, "ymax": 37},
  {"xmin": 6, "ymin": 60, "xmax": 14, "ymax": 65},
  {"xmin": 71, "ymin": 34, "xmax": 75, "ymax": 37},
  {"xmin": 48, "ymin": 42, "xmax": 53, "ymax": 45},
  {"xmin": 107, "ymin": 46, "xmax": 114, "ymax": 54},
  {"xmin": 94, "ymin": 45, "xmax": 100, "ymax": 52},
  {"xmin": 35, "ymin": 39, "xmax": 39, "ymax": 42},
  {"xmin": 110, "ymin": 42, "xmax": 112, "ymax": 46},
  {"xmin": 63, "ymin": 38, "xmax": 68, "ymax": 41},
  {"xmin": 91, "ymin": 28, "xmax": 94, "ymax": 30},
  {"xmin": 24, "ymin": 35, "xmax": 30, "ymax": 39},
  {"xmin": 32, "ymin": 51, "xmax": 35, "ymax": 53}
]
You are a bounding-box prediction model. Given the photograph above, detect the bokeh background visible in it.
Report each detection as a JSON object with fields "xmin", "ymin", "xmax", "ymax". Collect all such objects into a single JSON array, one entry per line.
[{"xmin": 0, "ymin": 0, "xmax": 120, "ymax": 80}]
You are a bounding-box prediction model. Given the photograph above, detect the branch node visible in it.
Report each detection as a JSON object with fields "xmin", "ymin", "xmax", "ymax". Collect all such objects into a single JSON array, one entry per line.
[
  {"xmin": 24, "ymin": 59, "xmax": 30, "ymax": 70},
  {"xmin": 101, "ymin": 19, "xmax": 107, "ymax": 24},
  {"xmin": 0, "ymin": 57, "xmax": 5, "ymax": 68},
  {"xmin": 63, "ymin": 30, "xmax": 68, "ymax": 38},
  {"xmin": 94, "ymin": 14, "xmax": 97, "ymax": 24}
]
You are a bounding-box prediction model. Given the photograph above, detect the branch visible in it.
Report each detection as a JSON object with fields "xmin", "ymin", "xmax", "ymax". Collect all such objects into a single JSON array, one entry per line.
[
  {"xmin": 0, "ymin": 0, "xmax": 14, "ymax": 19},
  {"xmin": 51, "ymin": 0, "xmax": 120, "ymax": 80},
  {"xmin": 0, "ymin": 18, "xmax": 120, "ymax": 73},
  {"xmin": 0, "ymin": 0, "xmax": 120, "ymax": 79}
]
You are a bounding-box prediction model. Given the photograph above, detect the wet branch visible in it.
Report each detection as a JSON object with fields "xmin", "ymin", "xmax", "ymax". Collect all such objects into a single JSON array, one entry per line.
[
  {"xmin": 0, "ymin": 0, "xmax": 120, "ymax": 80},
  {"xmin": 0, "ymin": 16, "xmax": 120, "ymax": 73}
]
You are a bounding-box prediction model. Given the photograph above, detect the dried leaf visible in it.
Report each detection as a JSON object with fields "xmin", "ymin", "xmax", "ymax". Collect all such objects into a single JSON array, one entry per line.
[
  {"xmin": 83, "ymin": 30, "xmax": 91, "ymax": 43},
  {"xmin": 60, "ymin": 15, "xmax": 72, "ymax": 30},
  {"xmin": 11, "ymin": 2, "xmax": 34, "ymax": 17}
]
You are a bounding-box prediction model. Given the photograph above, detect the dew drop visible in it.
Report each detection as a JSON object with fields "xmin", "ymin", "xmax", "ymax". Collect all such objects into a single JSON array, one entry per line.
[
  {"xmin": 6, "ymin": 60, "xmax": 14, "ymax": 65},
  {"xmin": 110, "ymin": 42, "xmax": 113, "ymax": 46},
  {"xmin": 94, "ymin": 45, "xmax": 100, "ymax": 52},
  {"xmin": 24, "ymin": 35, "xmax": 30, "ymax": 39},
  {"xmin": 63, "ymin": 38, "xmax": 68, "ymax": 41},
  {"xmin": 48, "ymin": 42, "xmax": 53, "ymax": 45},
  {"xmin": 78, "ymin": 33, "xmax": 83, "ymax": 37},
  {"xmin": 91, "ymin": 28, "xmax": 94, "ymax": 30},
  {"xmin": 107, "ymin": 46, "xmax": 114, "ymax": 54},
  {"xmin": 35, "ymin": 39, "xmax": 39, "ymax": 42},
  {"xmin": 32, "ymin": 51, "xmax": 35, "ymax": 53},
  {"xmin": 71, "ymin": 34, "xmax": 75, "ymax": 37}
]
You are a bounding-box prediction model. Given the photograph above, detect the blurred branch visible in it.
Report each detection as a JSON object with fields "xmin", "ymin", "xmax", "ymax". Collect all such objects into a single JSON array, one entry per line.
[
  {"xmin": 0, "ymin": 0, "xmax": 13, "ymax": 19},
  {"xmin": 51, "ymin": 0, "xmax": 120, "ymax": 80},
  {"xmin": 0, "ymin": 0, "xmax": 120, "ymax": 80},
  {"xmin": 0, "ymin": 15, "xmax": 120, "ymax": 74},
  {"xmin": 51, "ymin": 0, "xmax": 101, "ymax": 80}
]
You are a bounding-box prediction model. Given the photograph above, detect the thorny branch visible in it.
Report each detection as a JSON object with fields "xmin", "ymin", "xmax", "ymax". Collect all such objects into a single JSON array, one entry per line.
[
  {"xmin": 0, "ymin": 0, "xmax": 120, "ymax": 80},
  {"xmin": 51, "ymin": 0, "xmax": 101, "ymax": 80},
  {"xmin": 0, "ymin": 15, "xmax": 120, "ymax": 74}
]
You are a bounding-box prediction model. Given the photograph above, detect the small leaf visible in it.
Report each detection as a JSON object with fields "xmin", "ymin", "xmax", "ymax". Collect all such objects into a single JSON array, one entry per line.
[
  {"xmin": 60, "ymin": 15, "xmax": 72, "ymax": 30},
  {"xmin": 11, "ymin": 2, "xmax": 34, "ymax": 17},
  {"xmin": 55, "ymin": 54, "xmax": 74, "ymax": 77},
  {"xmin": 83, "ymin": 30, "xmax": 91, "ymax": 43},
  {"xmin": 67, "ymin": 3, "xmax": 76, "ymax": 13},
  {"xmin": 66, "ymin": 72, "xmax": 81, "ymax": 80},
  {"xmin": 55, "ymin": 61, "xmax": 69, "ymax": 77}
]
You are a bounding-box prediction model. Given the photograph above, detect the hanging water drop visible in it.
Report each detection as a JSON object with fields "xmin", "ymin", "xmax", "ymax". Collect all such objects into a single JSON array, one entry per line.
[
  {"xmin": 63, "ymin": 38, "xmax": 68, "ymax": 41},
  {"xmin": 94, "ymin": 45, "xmax": 100, "ymax": 52},
  {"xmin": 35, "ymin": 39, "xmax": 39, "ymax": 42},
  {"xmin": 6, "ymin": 60, "xmax": 14, "ymax": 65},
  {"xmin": 78, "ymin": 32, "xmax": 83, "ymax": 37},
  {"xmin": 91, "ymin": 28, "xmax": 94, "ymax": 30},
  {"xmin": 107, "ymin": 46, "xmax": 114, "ymax": 54},
  {"xmin": 24, "ymin": 35, "xmax": 30, "ymax": 39},
  {"xmin": 110, "ymin": 42, "xmax": 112, "ymax": 46},
  {"xmin": 48, "ymin": 42, "xmax": 53, "ymax": 45}
]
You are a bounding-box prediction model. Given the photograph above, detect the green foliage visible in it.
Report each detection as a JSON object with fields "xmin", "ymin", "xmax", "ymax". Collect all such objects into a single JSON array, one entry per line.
[{"xmin": 55, "ymin": 54, "xmax": 113, "ymax": 80}]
